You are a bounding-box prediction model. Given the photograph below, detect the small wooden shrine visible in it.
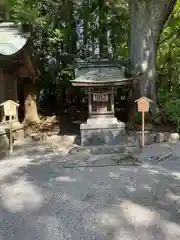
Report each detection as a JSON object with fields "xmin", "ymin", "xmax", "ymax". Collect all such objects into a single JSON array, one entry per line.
[
  {"xmin": 0, "ymin": 22, "xmax": 35, "ymax": 122},
  {"xmin": 71, "ymin": 59, "xmax": 132, "ymax": 146}
]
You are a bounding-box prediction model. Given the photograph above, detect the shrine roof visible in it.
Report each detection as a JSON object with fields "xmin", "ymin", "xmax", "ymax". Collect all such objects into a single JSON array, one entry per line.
[
  {"xmin": 0, "ymin": 22, "xmax": 29, "ymax": 57},
  {"xmin": 71, "ymin": 59, "xmax": 132, "ymax": 87}
]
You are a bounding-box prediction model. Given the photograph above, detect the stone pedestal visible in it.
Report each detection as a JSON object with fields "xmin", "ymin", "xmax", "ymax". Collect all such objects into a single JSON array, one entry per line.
[{"xmin": 80, "ymin": 117, "xmax": 125, "ymax": 146}]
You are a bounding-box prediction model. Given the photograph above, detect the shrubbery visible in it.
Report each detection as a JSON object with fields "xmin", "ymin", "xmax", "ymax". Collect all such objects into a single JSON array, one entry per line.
[{"xmin": 158, "ymin": 90, "xmax": 180, "ymax": 131}]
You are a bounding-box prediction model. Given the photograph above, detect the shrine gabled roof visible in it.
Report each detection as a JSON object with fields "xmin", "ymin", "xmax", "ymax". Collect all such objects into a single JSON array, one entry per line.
[
  {"xmin": 0, "ymin": 22, "xmax": 29, "ymax": 57},
  {"xmin": 71, "ymin": 59, "xmax": 132, "ymax": 87}
]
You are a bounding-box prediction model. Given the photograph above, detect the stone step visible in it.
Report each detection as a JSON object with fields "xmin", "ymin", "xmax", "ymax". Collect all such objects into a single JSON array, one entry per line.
[
  {"xmin": 63, "ymin": 153, "xmax": 141, "ymax": 168},
  {"xmin": 68, "ymin": 142, "xmax": 138, "ymax": 155}
]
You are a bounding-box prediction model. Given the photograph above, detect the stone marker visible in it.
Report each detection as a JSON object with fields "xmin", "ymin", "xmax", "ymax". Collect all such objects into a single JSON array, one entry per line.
[
  {"xmin": 168, "ymin": 133, "xmax": 180, "ymax": 143},
  {"xmin": 0, "ymin": 128, "xmax": 9, "ymax": 151},
  {"xmin": 144, "ymin": 123, "xmax": 154, "ymax": 131},
  {"xmin": 136, "ymin": 132, "xmax": 155, "ymax": 147},
  {"xmin": 164, "ymin": 132, "xmax": 171, "ymax": 142},
  {"xmin": 11, "ymin": 122, "xmax": 24, "ymax": 140},
  {"xmin": 156, "ymin": 132, "xmax": 165, "ymax": 143},
  {"xmin": 31, "ymin": 132, "xmax": 48, "ymax": 141}
]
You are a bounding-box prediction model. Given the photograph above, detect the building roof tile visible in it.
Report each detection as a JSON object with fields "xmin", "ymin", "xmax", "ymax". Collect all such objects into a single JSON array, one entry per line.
[{"xmin": 0, "ymin": 22, "xmax": 29, "ymax": 57}]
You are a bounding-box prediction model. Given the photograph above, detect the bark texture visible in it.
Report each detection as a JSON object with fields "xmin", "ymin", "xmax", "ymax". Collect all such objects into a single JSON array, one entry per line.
[
  {"xmin": 128, "ymin": 0, "xmax": 177, "ymax": 117},
  {"xmin": 98, "ymin": 0, "xmax": 108, "ymax": 57}
]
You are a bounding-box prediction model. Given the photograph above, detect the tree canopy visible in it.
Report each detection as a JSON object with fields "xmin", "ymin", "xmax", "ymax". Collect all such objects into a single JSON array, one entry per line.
[{"xmin": 1, "ymin": 0, "xmax": 180, "ymax": 128}]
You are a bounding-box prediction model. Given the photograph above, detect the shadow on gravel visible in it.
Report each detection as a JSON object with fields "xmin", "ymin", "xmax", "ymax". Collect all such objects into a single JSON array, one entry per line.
[{"xmin": 0, "ymin": 144, "xmax": 180, "ymax": 239}]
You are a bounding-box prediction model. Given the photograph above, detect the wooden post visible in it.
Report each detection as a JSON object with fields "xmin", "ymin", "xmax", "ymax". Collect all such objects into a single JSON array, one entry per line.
[
  {"xmin": 111, "ymin": 87, "xmax": 114, "ymax": 113},
  {"xmin": 142, "ymin": 111, "xmax": 145, "ymax": 147},
  {"xmin": 88, "ymin": 88, "xmax": 92, "ymax": 116},
  {"xmin": 9, "ymin": 115, "xmax": 13, "ymax": 153}
]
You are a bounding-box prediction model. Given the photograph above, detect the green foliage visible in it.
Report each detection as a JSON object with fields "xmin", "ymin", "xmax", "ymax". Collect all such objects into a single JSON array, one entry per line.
[
  {"xmin": 3, "ymin": 0, "xmax": 130, "ymax": 115},
  {"xmin": 158, "ymin": 89, "xmax": 178, "ymax": 107},
  {"xmin": 158, "ymin": 83, "xmax": 180, "ymax": 132},
  {"xmin": 2, "ymin": 0, "xmax": 180, "ymax": 124},
  {"xmin": 163, "ymin": 99, "xmax": 180, "ymax": 131},
  {"xmin": 156, "ymin": 0, "xmax": 180, "ymax": 128},
  {"xmin": 134, "ymin": 111, "xmax": 152, "ymax": 124},
  {"xmin": 134, "ymin": 112, "xmax": 142, "ymax": 124}
]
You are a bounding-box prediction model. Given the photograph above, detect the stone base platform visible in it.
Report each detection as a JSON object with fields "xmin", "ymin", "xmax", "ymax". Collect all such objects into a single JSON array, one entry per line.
[
  {"xmin": 80, "ymin": 117, "xmax": 126, "ymax": 146},
  {"xmin": 69, "ymin": 142, "xmax": 138, "ymax": 155}
]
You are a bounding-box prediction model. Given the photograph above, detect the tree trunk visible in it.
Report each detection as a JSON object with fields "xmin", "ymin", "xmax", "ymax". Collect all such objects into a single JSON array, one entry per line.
[
  {"xmin": 98, "ymin": 0, "xmax": 108, "ymax": 58},
  {"xmin": 83, "ymin": 0, "xmax": 89, "ymax": 58},
  {"xmin": 23, "ymin": 79, "xmax": 40, "ymax": 124},
  {"xmin": 128, "ymin": 0, "xmax": 177, "ymax": 119}
]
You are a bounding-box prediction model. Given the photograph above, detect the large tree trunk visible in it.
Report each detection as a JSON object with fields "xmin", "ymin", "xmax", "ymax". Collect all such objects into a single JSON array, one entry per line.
[
  {"xmin": 23, "ymin": 79, "xmax": 40, "ymax": 124},
  {"xmin": 98, "ymin": 0, "xmax": 108, "ymax": 58},
  {"xmin": 128, "ymin": 0, "xmax": 177, "ymax": 119}
]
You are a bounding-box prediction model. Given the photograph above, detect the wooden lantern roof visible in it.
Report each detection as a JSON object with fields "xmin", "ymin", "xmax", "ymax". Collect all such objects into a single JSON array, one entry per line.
[{"xmin": 135, "ymin": 96, "xmax": 153, "ymax": 103}]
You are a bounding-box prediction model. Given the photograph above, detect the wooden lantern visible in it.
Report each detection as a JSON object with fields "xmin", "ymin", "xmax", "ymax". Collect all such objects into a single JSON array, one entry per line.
[
  {"xmin": 0, "ymin": 100, "xmax": 19, "ymax": 117},
  {"xmin": 135, "ymin": 97, "xmax": 152, "ymax": 112},
  {"xmin": 135, "ymin": 96, "xmax": 152, "ymax": 147}
]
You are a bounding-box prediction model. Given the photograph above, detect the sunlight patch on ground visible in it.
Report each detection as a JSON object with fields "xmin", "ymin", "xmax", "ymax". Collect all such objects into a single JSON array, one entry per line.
[
  {"xmin": 120, "ymin": 200, "xmax": 157, "ymax": 227},
  {"xmin": 37, "ymin": 216, "xmax": 72, "ymax": 239},
  {"xmin": 171, "ymin": 171, "xmax": 180, "ymax": 180},
  {"xmin": 141, "ymin": 184, "xmax": 152, "ymax": 191},
  {"xmin": 0, "ymin": 156, "xmax": 31, "ymax": 181},
  {"xmin": 97, "ymin": 210, "xmax": 121, "ymax": 227},
  {"xmin": 166, "ymin": 191, "xmax": 180, "ymax": 202},
  {"xmin": 109, "ymin": 172, "xmax": 121, "ymax": 180},
  {"xmin": 162, "ymin": 220, "xmax": 180, "ymax": 239},
  {"xmin": 125, "ymin": 185, "xmax": 136, "ymax": 193},
  {"xmin": 0, "ymin": 176, "xmax": 44, "ymax": 212},
  {"xmin": 55, "ymin": 176, "xmax": 77, "ymax": 182}
]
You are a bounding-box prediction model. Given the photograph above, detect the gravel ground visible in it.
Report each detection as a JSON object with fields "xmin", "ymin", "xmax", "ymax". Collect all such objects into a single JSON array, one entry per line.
[{"xmin": 0, "ymin": 140, "xmax": 180, "ymax": 239}]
